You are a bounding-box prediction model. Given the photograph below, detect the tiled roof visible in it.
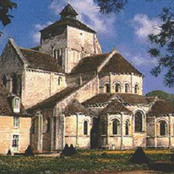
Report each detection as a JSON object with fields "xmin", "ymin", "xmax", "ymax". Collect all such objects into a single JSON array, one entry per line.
[
  {"xmin": 71, "ymin": 53, "xmax": 143, "ymax": 75},
  {"xmin": 71, "ymin": 53, "xmax": 109, "ymax": 74},
  {"xmin": 101, "ymin": 100, "xmax": 131, "ymax": 114},
  {"xmin": 27, "ymin": 86, "xmax": 79, "ymax": 111},
  {"xmin": 148, "ymin": 100, "xmax": 174, "ymax": 116},
  {"xmin": 40, "ymin": 17, "xmax": 95, "ymax": 34},
  {"xmin": 20, "ymin": 48, "xmax": 63, "ymax": 73},
  {"xmin": 117, "ymin": 94, "xmax": 155, "ymax": 105},
  {"xmin": 83, "ymin": 93, "xmax": 113, "ymax": 106},
  {"xmin": 100, "ymin": 53, "xmax": 142, "ymax": 75},
  {"xmin": 64, "ymin": 99, "xmax": 92, "ymax": 116}
]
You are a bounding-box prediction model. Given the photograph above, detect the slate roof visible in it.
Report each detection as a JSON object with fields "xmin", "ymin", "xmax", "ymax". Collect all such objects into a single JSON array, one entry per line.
[
  {"xmin": 20, "ymin": 48, "xmax": 63, "ymax": 73},
  {"xmin": 101, "ymin": 100, "xmax": 131, "ymax": 114},
  {"xmin": 63, "ymin": 99, "xmax": 92, "ymax": 116},
  {"xmin": 40, "ymin": 17, "xmax": 95, "ymax": 34},
  {"xmin": 27, "ymin": 86, "xmax": 79, "ymax": 111},
  {"xmin": 71, "ymin": 53, "xmax": 109, "ymax": 74},
  {"xmin": 148, "ymin": 100, "xmax": 174, "ymax": 116},
  {"xmin": 71, "ymin": 53, "xmax": 143, "ymax": 76}
]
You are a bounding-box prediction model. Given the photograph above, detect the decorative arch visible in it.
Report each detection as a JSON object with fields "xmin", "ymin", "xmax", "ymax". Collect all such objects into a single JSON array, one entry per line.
[
  {"xmin": 104, "ymin": 83, "xmax": 110, "ymax": 93},
  {"xmin": 124, "ymin": 82, "xmax": 130, "ymax": 93},
  {"xmin": 114, "ymin": 82, "xmax": 121, "ymax": 93}
]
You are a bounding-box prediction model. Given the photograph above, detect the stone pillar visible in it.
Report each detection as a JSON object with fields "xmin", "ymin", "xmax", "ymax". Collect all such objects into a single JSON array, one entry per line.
[
  {"xmin": 169, "ymin": 115, "xmax": 172, "ymax": 149},
  {"xmin": 50, "ymin": 116, "xmax": 54, "ymax": 151},
  {"xmin": 120, "ymin": 113, "xmax": 123, "ymax": 150},
  {"xmin": 76, "ymin": 114, "xmax": 79, "ymax": 147}
]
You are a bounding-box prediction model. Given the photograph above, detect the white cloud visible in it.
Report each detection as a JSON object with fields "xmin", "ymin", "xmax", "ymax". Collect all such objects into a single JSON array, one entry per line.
[
  {"xmin": 132, "ymin": 14, "xmax": 160, "ymax": 40},
  {"xmin": 131, "ymin": 54, "xmax": 158, "ymax": 66},
  {"xmin": 32, "ymin": 22, "xmax": 53, "ymax": 44},
  {"xmin": 49, "ymin": 0, "xmax": 116, "ymax": 35}
]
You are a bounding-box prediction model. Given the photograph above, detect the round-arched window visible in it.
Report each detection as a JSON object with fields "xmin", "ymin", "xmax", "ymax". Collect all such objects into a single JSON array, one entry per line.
[
  {"xmin": 115, "ymin": 83, "xmax": 121, "ymax": 93},
  {"xmin": 125, "ymin": 83, "xmax": 129, "ymax": 93},
  {"xmin": 135, "ymin": 111, "xmax": 145, "ymax": 132}
]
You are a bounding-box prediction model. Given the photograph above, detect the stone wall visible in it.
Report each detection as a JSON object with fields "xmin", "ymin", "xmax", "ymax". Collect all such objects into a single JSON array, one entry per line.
[
  {"xmin": 22, "ymin": 69, "xmax": 66, "ymax": 108},
  {"xmin": 0, "ymin": 116, "xmax": 31, "ymax": 154},
  {"xmin": 65, "ymin": 114, "xmax": 92, "ymax": 149},
  {"xmin": 99, "ymin": 73, "xmax": 143, "ymax": 95}
]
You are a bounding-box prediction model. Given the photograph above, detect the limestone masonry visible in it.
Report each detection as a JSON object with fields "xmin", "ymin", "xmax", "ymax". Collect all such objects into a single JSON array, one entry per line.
[{"xmin": 0, "ymin": 4, "xmax": 174, "ymax": 154}]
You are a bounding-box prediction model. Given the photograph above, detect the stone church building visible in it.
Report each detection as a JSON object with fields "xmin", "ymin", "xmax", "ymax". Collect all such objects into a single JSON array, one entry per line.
[{"xmin": 0, "ymin": 4, "xmax": 174, "ymax": 153}]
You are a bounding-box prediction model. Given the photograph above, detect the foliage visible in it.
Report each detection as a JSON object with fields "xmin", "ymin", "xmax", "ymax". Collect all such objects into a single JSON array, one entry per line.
[
  {"xmin": 146, "ymin": 90, "xmax": 174, "ymax": 105},
  {"xmin": 148, "ymin": 7, "xmax": 174, "ymax": 87},
  {"xmin": 0, "ymin": 0, "xmax": 17, "ymax": 36},
  {"xmin": 0, "ymin": 149, "xmax": 172, "ymax": 174},
  {"xmin": 61, "ymin": 144, "xmax": 77, "ymax": 156},
  {"xmin": 24, "ymin": 145, "xmax": 34, "ymax": 156}
]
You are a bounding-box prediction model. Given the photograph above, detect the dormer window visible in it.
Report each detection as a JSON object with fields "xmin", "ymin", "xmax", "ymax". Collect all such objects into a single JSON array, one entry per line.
[{"xmin": 13, "ymin": 97, "xmax": 20, "ymax": 113}]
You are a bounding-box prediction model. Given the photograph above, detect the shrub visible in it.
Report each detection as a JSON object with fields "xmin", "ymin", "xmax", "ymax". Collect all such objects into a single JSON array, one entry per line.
[
  {"xmin": 61, "ymin": 144, "xmax": 76, "ymax": 156},
  {"xmin": 24, "ymin": 145, "xmax": 34, "ymax": 156},
  {"xmin": 6, "ymin": 149, "xmax": 12, "ymax": 156}
]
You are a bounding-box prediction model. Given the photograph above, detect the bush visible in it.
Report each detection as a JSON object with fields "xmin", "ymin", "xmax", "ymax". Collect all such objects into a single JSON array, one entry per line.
[
  {"xmin": 24, "ymin": 145, "xmax": 34, "ymax": 156},
  {"xmin": 61, "ymin": 144, "xmax": 76, "ymax": 156},
  {"xmin": 6, "ymin": 149, "xmax": 12, "ymax": 156},
  {"xmin": 130, "ymin": 147, "xmax": 149, "ymax": 164}
]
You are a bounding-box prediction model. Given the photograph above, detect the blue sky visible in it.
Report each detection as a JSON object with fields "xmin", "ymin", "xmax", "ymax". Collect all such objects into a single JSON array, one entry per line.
[{"xmin": 0, "ymin": 0, "xmax": 173, "ymax": 94}]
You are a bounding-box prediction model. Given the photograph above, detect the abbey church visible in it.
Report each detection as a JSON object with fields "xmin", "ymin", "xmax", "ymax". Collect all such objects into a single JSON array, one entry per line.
[{"xmin": 0, "ymin": 4, "xmax": 174, "ymax": 154}]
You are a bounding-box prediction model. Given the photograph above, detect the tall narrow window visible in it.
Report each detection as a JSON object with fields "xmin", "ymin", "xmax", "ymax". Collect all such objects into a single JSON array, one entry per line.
[
  {"xmin": 160, "ymin": 121, "xmax": 167, "ymax": 136},
  {"xmin": 125, "ymin": 120, "xmax": 130, "ymax": 135},
  {"xmin": 84, "ymin": 121, "xmax": 88, "ymax": 135},
  {"xmin": 46, "ymin": 118, "xmax": 50, "ymax": 133},
  {"xmin": 135, "ymin": 111, "xmax": 144, "ymax": 132},
  {"xmin": 115, "ymin": 83, "xmax": 121, "ymax": 93},
  {"xmin": 13, "ymin": 117, "xmax": 20, "ymax": 128},
  {"xmin": 12, "ymin": 135, "xmax": 19, "ymax": 152},
  {"xmin": 125, "ymin": 83, "xmax": 129, "ymax": 93},
  {"xmin": 105, "ymin": 84, "xmax": 110, "ymax": 93},
  {"xmin": 113, "ymin": 119, "xmax": 120, "ymax": 135},
  {"xmin": 58, "ymin": 77, "xmax": 62, "ymax": 85},
  {"xmin": 135, "ymin": 84, "xmax": 138, "ymax": 94}
]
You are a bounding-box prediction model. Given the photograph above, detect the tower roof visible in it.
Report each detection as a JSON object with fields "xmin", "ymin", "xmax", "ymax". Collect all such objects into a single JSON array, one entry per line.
[{"xmin": 60, "ymin": 4, "xmax": 78, "ymax": 19}]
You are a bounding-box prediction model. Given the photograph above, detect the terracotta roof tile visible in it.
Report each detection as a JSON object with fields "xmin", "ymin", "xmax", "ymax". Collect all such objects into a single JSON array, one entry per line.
[
  {"xmin": 20, "ymin": 48, "xmax": 63, "ymax": 73},
  {"xmin": 148, "ymin": 100, "xmax": 174, "ymax": 116},
  {"xmin": 101, "ymin": 100, "xmax": 131, "ymax": 114},
  {"xmin": 64, "ymin": 99, "xmax": 92, "ymax": 116}
]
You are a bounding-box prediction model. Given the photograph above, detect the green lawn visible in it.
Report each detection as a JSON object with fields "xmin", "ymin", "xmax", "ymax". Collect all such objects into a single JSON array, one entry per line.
[{"xmin": 0, "ymin": 149, "xmax": 172, "ymax": 174}]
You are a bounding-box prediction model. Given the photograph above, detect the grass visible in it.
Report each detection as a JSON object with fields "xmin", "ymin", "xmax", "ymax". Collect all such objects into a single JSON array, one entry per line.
[{"xmin": 0, "ymin": 149, "xmax": 172, "ymax": 174}]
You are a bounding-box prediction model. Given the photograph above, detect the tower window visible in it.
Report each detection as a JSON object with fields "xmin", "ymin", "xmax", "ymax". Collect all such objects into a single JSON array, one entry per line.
[{"xmin": 13, "ymin": 117, "xmax": 20, "ymax": 128}]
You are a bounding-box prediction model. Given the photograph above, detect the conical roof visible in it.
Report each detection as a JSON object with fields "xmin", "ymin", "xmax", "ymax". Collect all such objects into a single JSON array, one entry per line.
[{"xmin": 60, "ymin": 4, "xmax": 78, "ymax": 18}]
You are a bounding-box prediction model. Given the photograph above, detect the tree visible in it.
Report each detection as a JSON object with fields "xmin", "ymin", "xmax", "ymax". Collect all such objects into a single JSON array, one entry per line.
[
  {"xmin": 96, "ymin": 0, "xmax": 174, "ymax": 88},
  {"xmin": 0, "ymin": 0, "xmax": 17, "ymax": 36}
]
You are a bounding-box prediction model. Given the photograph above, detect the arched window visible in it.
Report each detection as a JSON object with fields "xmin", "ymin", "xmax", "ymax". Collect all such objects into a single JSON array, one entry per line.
[
  {"xmin": 125, "ymin": 120, "xmax": 130, "ymax": 135},
  {"xmin": 115, "ymin": 83, "xmax": 121, "ymax": 93},
  {"xmin": 113, "ymin": 119, "xmax": 120, "ymax": 135},
  {"xmin": 58, "ymin": 77, "xmax": 62, "ymax": 85},
  {"xmin": 125, "ymin": 83, "xmax": 129, "ymax": 93},
  {"xmin": 160, "ymin": 121, "xmax": 167, "ymax": 136},
  {"xmin": 84, "ymin": 121, "xmax": 88, "ymax": 135},
  {"xmin": 104, "ymin": 83, "xmax": 110, "ymax": 93},
  {"xmin": 2, "ymin": 75, "xmax": 7, "ymax": 87},
  {"xmin": 135, "ymin": 111, "xmax": 144, "ymax": 132},
  {"xmin": 135, "ymin": 84, "xmax": 138, "ymax": 94}
]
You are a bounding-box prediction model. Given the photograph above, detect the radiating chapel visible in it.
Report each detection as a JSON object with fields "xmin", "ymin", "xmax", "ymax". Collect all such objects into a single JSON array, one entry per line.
[{"xmin": 0, "ymin": 4, "xmax": 174, "ymax": 153}]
